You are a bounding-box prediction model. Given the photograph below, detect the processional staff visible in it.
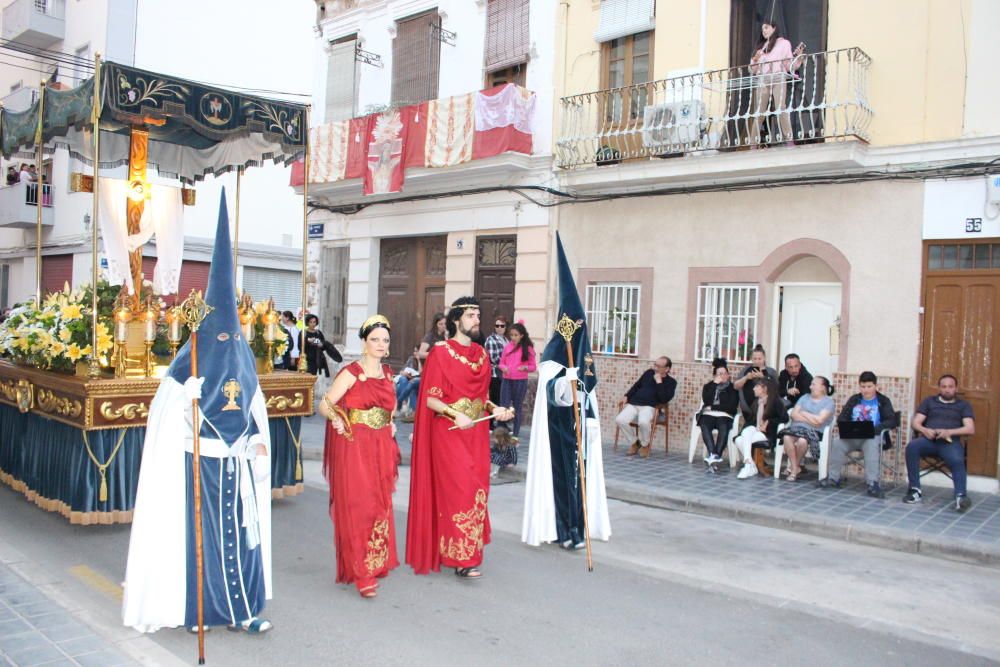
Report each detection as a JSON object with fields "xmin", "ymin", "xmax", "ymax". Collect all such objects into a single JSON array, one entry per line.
[
  {"xmin": 555, "ymin": 314, "xmax": 594, "ymax": 572},
  {"xmin": 179, "ymin": 289, "xmax": 214, "ymax": 665}
]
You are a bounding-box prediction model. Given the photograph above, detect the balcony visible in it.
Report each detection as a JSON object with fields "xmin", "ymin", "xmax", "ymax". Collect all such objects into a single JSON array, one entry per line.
[
  {"xmin": 1, "ymin": 86, "xmax": 39, "ymax": 113},
  {"xmin": 0, "ymin": 182, "xmax": 54, "ymax": 229},
  {"xmin": 556, "ymin": 47, "xmax": 872, "ymax": 169},
  {"xmin": 2, "ymin": 0, "xmax": 66, "ymax": 49}
]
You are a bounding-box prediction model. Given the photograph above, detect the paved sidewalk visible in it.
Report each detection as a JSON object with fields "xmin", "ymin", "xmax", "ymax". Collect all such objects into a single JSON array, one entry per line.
[
  {"xmin": 0, "ymin": 563, "xmax": 137, "ymax": 667},
  {"xmin": 298, "ymin": 413, "xmax": 1000, "ymax": 566}
]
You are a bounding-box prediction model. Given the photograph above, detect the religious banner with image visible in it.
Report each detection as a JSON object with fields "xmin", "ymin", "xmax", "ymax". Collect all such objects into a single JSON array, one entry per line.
[{"xmin": 363, "ymin": 111, "xmax": 406, "ymax": 195}]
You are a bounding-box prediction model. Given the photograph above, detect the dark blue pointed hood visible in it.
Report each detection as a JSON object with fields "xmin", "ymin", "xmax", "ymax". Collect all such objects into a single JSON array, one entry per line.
[
  {"xmin": 541, "ymin": 233, "xmax": 597, "ymax": 392},
  {"xmin": 167, "ymin": 189, "xmax": 259, "ymax": 444}
]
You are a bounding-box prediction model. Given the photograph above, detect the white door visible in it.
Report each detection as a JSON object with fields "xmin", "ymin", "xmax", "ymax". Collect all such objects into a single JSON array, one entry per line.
[{"xmin": 778, "ymin": 284, "xmax": 842, "ymax": 379}]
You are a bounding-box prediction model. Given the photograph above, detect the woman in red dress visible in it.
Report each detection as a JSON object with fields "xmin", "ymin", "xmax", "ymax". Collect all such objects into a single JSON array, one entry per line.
[{"xmin": 319, "ymin": 315, "xmax": 400, "ymax": 598}]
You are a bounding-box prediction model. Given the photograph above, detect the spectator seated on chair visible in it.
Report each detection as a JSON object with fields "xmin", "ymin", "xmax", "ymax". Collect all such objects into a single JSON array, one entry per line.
[
  {"xmin": 615, "ymin": 356, "xmax": 677, "ymax": 459},
  {"xmin": 394, "ymin": 352, "xmax": 421, "ymax": 422},
  {"xmin": 733, "ymin": 344, "xmax": 779, "ymax": 425},
  {"xmin": 903, "ymin": 374, "xmax": 975, "ymax": 512},
  {"xmin": 697, "ymin": 359, "xmax": 739, "ymax": 465},
  {"xmin": 822, "ymin": 371, "xmax": 898, "ymax": 498},
  {"xmin": 733, "ymin": 377, "xmax": 787, "ymax": 479},
  {"xmin": 780, "ymin": 376, "xmax": 834, "ymax": 482},
  {"xmin": 778, "ymin": 353, "xmax": 813, "ymax": 408}
]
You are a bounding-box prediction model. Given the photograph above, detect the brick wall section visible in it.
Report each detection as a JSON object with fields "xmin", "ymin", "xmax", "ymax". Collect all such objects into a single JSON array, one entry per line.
[{"xmin": 590, "ymin": 356, "xmax": 914, "ymax": 483}]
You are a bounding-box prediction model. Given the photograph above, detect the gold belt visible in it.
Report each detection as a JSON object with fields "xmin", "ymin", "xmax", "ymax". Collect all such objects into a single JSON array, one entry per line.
[
  {"xmin": 348, "ymin": 407, "xmax": 391, "ymax": 430},
  {"xmin": 447, "ymin": 398, "xmax": 484, "ymax": 420}
]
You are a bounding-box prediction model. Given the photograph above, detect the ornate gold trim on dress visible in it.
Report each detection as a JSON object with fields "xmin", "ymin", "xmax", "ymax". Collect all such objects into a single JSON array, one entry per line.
[
  {"xmin": 439, "ymin": 488, "xmax": 487, "ymax": 561},
  {"xmin": 364, "ymin": 518, "xmax": 390, "ymax": 573},
  {"xmin": 428, "ymin": 386, "xmax": 443, "ymax": 398},
  {"xmin": 360, "ymin": 314, "xmax": 391, "ymax": 332},
  {"xmin": 442, "ymin": 343, "xmax": 486, "ymax": 372},
  {"xmin": 446, "ymin": 398, "xmax": 484, "ymax": 420},
  {"xmin": 348, "ymin": 407, "xmax": 391, "ymax": 430}
]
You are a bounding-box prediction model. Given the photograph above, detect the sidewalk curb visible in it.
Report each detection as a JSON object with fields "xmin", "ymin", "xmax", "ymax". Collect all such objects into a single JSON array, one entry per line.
[{"xmin": 303, "ymin": 443, "xmax": 1000, "ymax": 568}]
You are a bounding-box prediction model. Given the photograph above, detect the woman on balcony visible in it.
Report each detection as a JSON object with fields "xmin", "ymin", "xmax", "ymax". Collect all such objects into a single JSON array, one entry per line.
[
  {"xmin": 779, "ymin": 376, "xmax": 835, "ymax": 481},
  {"xmin": 748, "ymin": 20, "xmax": 803, "ymax": 147}
]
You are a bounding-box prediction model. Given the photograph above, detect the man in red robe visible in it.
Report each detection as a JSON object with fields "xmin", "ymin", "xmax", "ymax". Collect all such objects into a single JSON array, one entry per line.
[{"xmin": 406, "ymin": 297, "xmax": 514, "ymax": 578}]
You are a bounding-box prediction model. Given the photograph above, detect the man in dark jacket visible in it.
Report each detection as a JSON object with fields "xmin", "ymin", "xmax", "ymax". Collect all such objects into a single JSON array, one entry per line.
[
  {"xmin": 615, "ymin": 356, "xmax": 677, "ymax": 458},
  {"xmin": 778, "ymin": 353, "xmax": 812, "ymax": 407},
  {"xmin": 822, "ymin": 371, "xmax": 898, "ymax": 497}
]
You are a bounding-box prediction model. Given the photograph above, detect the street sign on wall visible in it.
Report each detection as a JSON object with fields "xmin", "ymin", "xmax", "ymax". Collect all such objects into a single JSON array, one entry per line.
[{"xmin": 308, "ymin": 223, "xmax": 324, "ymax": 239}]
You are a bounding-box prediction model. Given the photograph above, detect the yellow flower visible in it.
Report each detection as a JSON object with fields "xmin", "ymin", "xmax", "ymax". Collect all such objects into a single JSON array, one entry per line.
[
  {"xmin": 58, "ymin": 327, "xmax": 73, "ymax": 343},
  {"xmin": 60, "ymin": 304, "xmax": 83, "ymax": 320},
  {"xmin": 66, "ymin": 343, "xmax": 83, "ymax": 362},
  {"xmin": 16, "ymin": 336, "xmax": 31, "ymax": 352},
  {"xmin": 80, "ymin": 344, "xmax": 92, "ymax": 356},
  {"xmin": 49, "ymin": 341, "xmax": 66, "ymax": 357}
]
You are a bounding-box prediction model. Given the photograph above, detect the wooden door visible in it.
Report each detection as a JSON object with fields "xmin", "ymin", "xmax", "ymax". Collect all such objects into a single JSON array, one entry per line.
[
  {"xmin": 378, "ymin": 236, "xmax": 446, "ymax": 369},
  {"xmin": 921, "ymin": 272, "xmax": 1000, "ymax": 477},
  {"xmin": 475, "ymin": 236, "xmax": 517, "ymax": 324}
]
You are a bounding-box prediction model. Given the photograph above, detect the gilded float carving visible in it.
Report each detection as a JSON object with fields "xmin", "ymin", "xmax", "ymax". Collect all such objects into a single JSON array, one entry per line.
[
  {"xmin": 99, "ymin": 401, "xmax": 150, "ymax": 421},
  {"xmin": 265, "ymin": 392, "xmax": 305, "ymax": 411},
  {"xmin": 36, "ymin": 389, "xmax": 82, "ymax": 418}
]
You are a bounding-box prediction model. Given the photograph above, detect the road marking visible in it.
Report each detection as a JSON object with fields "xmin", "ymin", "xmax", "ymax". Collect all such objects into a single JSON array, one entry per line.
[{"xmin": 69, "ymin": 564, "xmax": 123, "ymax": 601}]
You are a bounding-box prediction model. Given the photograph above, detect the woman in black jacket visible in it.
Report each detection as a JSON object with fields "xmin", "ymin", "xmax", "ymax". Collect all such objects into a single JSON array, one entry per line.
[
  {"xmin": 734, "ymin": 377, "xmax": 787, "ymax": 479},
  {"xmin": 698, "ymin": 361, "xmax": 740, "ymax": 464},
  {"xmin": 300, "ymin": 314, "xmax": 342, "ymax": 376}
]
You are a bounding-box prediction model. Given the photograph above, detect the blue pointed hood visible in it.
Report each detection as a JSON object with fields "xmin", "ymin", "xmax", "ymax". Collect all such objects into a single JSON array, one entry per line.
[
  {"xmin": 167, "ymin": 188, "xmax": 259, "ymax": 444},
  {"xmin": 541, "ymin": 233, "xmax": 597, "ymax": 392}
]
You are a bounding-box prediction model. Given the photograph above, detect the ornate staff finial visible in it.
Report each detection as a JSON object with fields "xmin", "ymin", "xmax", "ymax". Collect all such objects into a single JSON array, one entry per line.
[
  {"xmin": 555, "ymin": 314, "xmax": 580, "ymax": 343},
  {"xmin": 179, "ymin": 289, "xmax": 214, "ymax": 333}
]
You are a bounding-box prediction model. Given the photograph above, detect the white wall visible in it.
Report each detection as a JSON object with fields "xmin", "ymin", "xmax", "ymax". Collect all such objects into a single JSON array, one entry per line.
[
  {"xmin": 963, "ymin": 0, "xmax": 1000, "ymax": 138},
  {"xmin": 317, "ymin": 0, "xmax": 555, "ymax": 149}
]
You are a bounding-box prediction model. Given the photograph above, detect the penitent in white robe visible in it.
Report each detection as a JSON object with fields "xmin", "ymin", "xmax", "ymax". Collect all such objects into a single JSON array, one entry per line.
[
  {"xmin": 522, "ymin": 360, "xmax": 611, "ymax": 547},
  {"xmin": 122, "ymin": 377, "xmax": 272, "ymax": 633}
]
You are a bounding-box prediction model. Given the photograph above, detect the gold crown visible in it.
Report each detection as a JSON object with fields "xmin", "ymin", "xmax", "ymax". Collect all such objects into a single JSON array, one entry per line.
[
  {"xmin": 450, "ymin": 302, "xmax": 480, "ymax": 310},
  {"xmin": 360, "ymin": 314, "xmax": 391, "ymax": 332}
]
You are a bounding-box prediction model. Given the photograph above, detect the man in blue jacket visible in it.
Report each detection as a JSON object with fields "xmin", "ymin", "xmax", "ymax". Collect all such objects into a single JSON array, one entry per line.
[{"xmin": 615, "ymin": 356, "xmax": 677, "ymax": 458}]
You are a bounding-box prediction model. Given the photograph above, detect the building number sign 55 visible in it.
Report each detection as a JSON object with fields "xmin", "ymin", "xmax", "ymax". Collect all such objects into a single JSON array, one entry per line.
[{"xmin": 966, "ymin": 217, "xmax": 983, "ymax": 233}]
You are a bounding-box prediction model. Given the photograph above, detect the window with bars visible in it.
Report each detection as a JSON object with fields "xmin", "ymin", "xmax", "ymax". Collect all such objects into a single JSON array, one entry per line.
[
  {"xmin": 927, "ymin": 242, "xmax": 1000, "ymax": 271},
  {"xmin": 695, "ymin": 284, "xmax": 759, "ymax": 363},
  {"xmin": 391, "ymin": 9, "xmax": 441, "ymax": 106},
  {"xmin": 585, "ymin": 283, "xmax": 641, "ymax": 356},
  {"xmin": 325, "ymin": 36, "xmax": 358, "ymax": 123},
  {"xmin": 485, "ymin": 0, "xmax": 530, "ymax": 73}
]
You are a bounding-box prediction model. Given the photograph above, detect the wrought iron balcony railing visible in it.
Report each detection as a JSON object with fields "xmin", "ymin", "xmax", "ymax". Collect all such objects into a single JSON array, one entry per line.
[{"xmin": 556, "ymin": 47, "xmax": 872, "ymax": 169}]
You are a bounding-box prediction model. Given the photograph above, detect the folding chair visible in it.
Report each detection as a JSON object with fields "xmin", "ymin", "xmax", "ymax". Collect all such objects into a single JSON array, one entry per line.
[
  {"xmin": 614, "ymin": 402, "xmax": 670, "ymax": 455},
  {"xmin": 918, "ymin": 438, "xmax": 967, "ymax": 480},
  {"xmin": 688, "ymin": 407, "xmax": 741, "ymax": 467},
  {"xmin": 844, "ymin": 411, "xmax": 903, "ymax": 482}
]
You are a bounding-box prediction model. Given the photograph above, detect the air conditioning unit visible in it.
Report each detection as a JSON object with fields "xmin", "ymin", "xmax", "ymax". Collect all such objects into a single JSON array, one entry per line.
[{"xmin": 641, "ymin": 101, "xmax": 706, "ymax": 153}]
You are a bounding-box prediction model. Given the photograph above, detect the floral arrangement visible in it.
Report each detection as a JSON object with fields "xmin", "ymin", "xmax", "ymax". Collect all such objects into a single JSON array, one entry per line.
[
  {"xmin": 0, "ymin": 282, "xmax": 118, "ymax": 373},
  {"xmin": 245, "ymin": 299, "xmax": 290, "ymax": 359}
]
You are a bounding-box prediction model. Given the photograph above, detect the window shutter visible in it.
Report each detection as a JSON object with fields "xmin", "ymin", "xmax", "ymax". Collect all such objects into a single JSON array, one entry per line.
[
  {"xmin": 320, "ymin": 245, "xmax": 349, "ymax": 342},
  {"xmin": 485, "ymin": 0, "xmax": 530, "ymax": 73},
  {"xmin": 41, "ymin": 254, "xmax": 73, "ymax": 296},
  {"xmin": 325, "ymin": 38, "xmax": 358, "ymax": 123},
  {"xmin": 594, "ymin": 0, "xmax": 655, "ymax": 43},
  {"xmin": 392, "ymin": 9, "xmax": 441, "ymax": 106},
  {"xmin": 241, "ymin": 267, "xmax": 302, "ymax": 314}
]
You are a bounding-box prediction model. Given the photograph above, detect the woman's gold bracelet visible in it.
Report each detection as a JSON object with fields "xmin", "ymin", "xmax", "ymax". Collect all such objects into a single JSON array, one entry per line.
[
  {"xmin": 441, "ymin": 406, "xmax": 458, "ymax": 422},
  {"xmin": 323, "ymin": 396, "xmax": 337, "ymax": 421}
]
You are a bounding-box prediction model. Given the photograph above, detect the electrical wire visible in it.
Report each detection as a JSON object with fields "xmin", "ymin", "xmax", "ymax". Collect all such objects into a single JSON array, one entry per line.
[{"xmin": 307, "ymin": 158, "xmax": 1000, "ymax": 216}]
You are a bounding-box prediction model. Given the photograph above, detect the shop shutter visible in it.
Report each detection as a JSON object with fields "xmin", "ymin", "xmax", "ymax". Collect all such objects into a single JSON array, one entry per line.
[
  {"xmin": 175, "ymin": 260, "xmax": 211, "ymax": 300},
  {"xmin": 485, "ymin": 0, "xmax": 530, "ymax": 72},
  {"xmin": 41, "ymin": 254, "xmax": 73, "ymax": 296},
  {"xmin": 241, "ymin": 266, "xmax": 302, "ymax": 314}
]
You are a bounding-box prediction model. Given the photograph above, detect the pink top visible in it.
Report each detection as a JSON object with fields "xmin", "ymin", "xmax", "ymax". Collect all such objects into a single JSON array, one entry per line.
[
  {"xmin": 753, "ymin": 37, "xmax": 795, "ymax": 75},
  {"xmin": 498, "ymin": 341, "xmax": 536, "ymax": 380}
]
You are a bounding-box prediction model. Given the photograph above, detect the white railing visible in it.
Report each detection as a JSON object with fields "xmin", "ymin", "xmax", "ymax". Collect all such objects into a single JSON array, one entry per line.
[
  {"xmin": 556, "ymin": 47, "xmax": 872, "ymax": 168},
  {"xmin": 586, "ymin": 283, "xmax": 641, "ymax": 356},
  {"xmin": 695, "ymin": 284, "xmax": 758, "ymax": 364}
]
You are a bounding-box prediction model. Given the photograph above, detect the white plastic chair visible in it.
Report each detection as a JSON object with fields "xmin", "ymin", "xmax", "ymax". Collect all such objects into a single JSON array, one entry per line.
[
  {"xmin": 688, "ymin": 407, "xmax": 741, "ymax": 467},
  {"xmin": 773, "ymin": 424, "xmax": 831, "ymax": 479}
]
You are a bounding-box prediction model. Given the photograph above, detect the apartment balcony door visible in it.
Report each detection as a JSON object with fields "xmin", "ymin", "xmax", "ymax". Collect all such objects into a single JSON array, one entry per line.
[
  {"xmin": 728, "ymin": 0, "xmax": 828, "ymax": 147},
  {"xmin": 920, "ymin": 241, "xmax": 1000, "ymax": 478},
  {"xmin": 378, "ymin": 236, "xmax": 446, "ymax": 369}
]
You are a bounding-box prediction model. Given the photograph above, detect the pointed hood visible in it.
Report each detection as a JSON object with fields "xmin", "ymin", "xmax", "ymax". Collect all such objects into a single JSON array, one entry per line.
[
  {"xmin": 541, "ymin": 233, "xmax": 597, "ymax": 392},
  {"xmin": 167, "ymin": 189, "xmax": 259, "ymax": 443}
]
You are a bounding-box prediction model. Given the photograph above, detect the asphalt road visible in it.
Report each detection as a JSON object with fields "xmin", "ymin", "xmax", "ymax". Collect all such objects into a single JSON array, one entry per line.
[{"xmin": 1, "ymin": 465, "xmax": 997, "ymax": 667}]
